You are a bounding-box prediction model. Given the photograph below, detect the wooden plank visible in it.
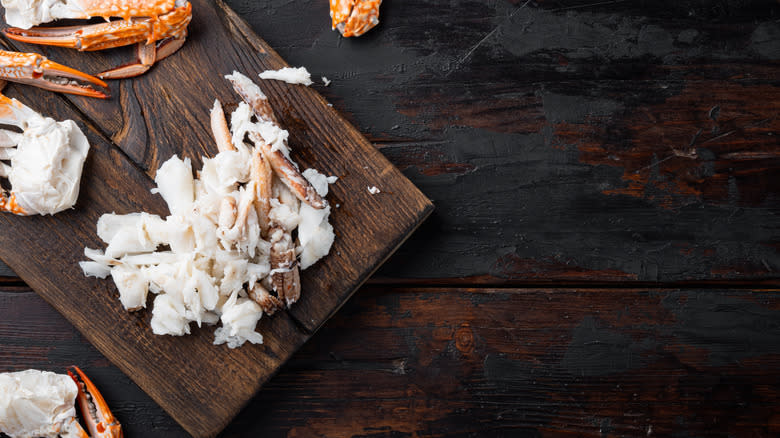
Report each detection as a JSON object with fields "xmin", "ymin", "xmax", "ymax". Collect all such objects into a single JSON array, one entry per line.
[
  {"xmin": 0, "ymin": 4, "xmax": 432, "ymax": 433},
  {"xmin": 3, "ymin": 285, "xmax": 779, "ymax": 437}
]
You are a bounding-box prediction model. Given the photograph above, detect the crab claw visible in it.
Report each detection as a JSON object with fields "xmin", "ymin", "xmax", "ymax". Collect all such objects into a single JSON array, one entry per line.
[
  {"xmin": 0, "ymin": 50, "xmax": 107, "ymax": 98},
  {"xmin": 67, "ymin": 366, "xmax": 124, "ymax": 438}
]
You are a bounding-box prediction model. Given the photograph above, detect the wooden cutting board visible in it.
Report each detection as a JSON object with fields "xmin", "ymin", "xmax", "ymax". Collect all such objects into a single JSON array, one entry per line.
[{"xmin": 0, "ymin": 2, "xmax": 433, "ymax": 436}]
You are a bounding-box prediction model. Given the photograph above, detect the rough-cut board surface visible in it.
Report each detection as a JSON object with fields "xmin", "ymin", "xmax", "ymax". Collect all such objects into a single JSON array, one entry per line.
[
  {"xmin": 0, "ymin": 2, "xmax": 432, "ymax": 436},
  {"xmin": 2, "ymin": 285, "xmax": 779, "ymax": 437}
]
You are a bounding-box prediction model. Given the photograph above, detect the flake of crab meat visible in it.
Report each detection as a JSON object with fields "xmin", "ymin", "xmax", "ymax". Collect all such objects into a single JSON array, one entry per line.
[
  {"xmin": 180, "ymin": 274, "xmax": 205, "ymax": 326},
  {"xmin": 246, "ymin": 261, "xmax": 271, "ymax": 286},
  {"xmin": 298, "ymin": 169, "xmax": 336, "ymax": 269},
  {"xmin": 268, "ymin": 198, "xmax": 300, "ymax": 232},
  {"xmin": 165, "ymin": 215, "xmax": 196, "ymax": 253},
  {"xmin": 9, "ymin": 116, "xmax": 89, "ymax": 215},
  {"xmin": 228, "ymin": 102, "xmax": 258, "ymax": 153},
  {"xmin": 213, "ymin": 296, "xmax": 263, "ymax": 348},
  {"xmin": 199, "ymin": 149, "xmax": 251, "ymax": 195},
  {"xmin": 151, "ymin": 294, "xmax": 191, "ymax": 336},
  {"xmin": 0, "ymin": 369, "xmax": 79, "ymax": 438},
  {"xmin": 0, "ymin": 129, "xmax": 22, "ymax": 147},
  {"xmin": 100, "ymin": 214, "xmax": 166, "ymax": 258},
  {"xmin": 258, "ymin": 67, "xmax": 313, "ymax": 86},
  {"xmin": 193, "ymin": 267, "xmax": 219, "ymax": 311},
  {"xmin": 80, "ymin": 260, "xmax": 111, "ymax": 278},
  {"xmin": 218, "ymin": 258, "xmax": 249, "ymax": 297},
  {"xmin": 152, "ymin": 155, "xmax": 195, "ymax": 217},
  {"xmin": 121, "ymin": 251, "xmax": 180, "ymax": 267},
  {"xmin": 109, "ymin": 264, "xmax": 149, "ymax": 311},
  {"xmin": 143, "ymin": 263, "xmax": 178, "ymax": 296},
  {"xmin": 82, "ymin": 247, "xmax": 115, "ymax": 267},
  {"xmin": 191, "ymin": 215, "xmax": 218, "ymax": 254}
]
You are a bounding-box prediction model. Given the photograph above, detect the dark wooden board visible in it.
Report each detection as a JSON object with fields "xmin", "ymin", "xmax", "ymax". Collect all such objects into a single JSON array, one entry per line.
[
  {"xmin": 3, "ymin": 285, "xmax": 779, "ymax": 437},
  {"xmin": 0, "ymin": 2, "xmax": 432, "ymax": 436}
]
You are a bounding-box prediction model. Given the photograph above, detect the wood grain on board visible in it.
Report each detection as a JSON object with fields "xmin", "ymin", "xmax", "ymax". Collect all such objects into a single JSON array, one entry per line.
[
  {"xmin": 0, "ymin": 1, "xmax": 432, "ymax": 436},
  {"xmin": 3, "ymin": 285, "xmax": 779, "ymax": 437}
]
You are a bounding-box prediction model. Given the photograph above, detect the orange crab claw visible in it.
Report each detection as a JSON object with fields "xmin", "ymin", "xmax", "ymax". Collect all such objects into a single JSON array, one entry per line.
[
  {"xmin": 0, "ymin": 50, "xmax": 107, "ymax": 98},
  {"xmin": 67, "ymin": 366, "xmax": 124, "ymax": 438}
]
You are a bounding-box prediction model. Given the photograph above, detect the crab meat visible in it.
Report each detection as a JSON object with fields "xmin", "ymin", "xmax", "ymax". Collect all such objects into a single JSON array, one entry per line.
[
  {"xmin": 226, "ymin": 71, "xmax": 327, "ymax": 210},
  {"xmin": 2, "ymin": 0, "xmax": 192, "ymax": 79},
  {"xmin": 0, "ymin": 367, "xmax": 122, "ymax": 438},
  {"xmin": 81, "ymin": 72, "xmax": 337, "ymax": 348},
  {"xmin": 330, "ymin": 0, "xmax": 382, "ymax": 37},
  {"xmin": 0, "ymin": 94, "xmax": 90, "ymax": 215}
]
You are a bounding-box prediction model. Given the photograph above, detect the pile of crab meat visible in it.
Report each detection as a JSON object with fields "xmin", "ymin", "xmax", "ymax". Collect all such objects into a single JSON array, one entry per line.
[
  {"xmin": 80, "ymin": 71, "xmax": 336, "ymax": 348},
  {"xmin": 0, "ymin": 95, "xmax": 89, "ymax": 216}
]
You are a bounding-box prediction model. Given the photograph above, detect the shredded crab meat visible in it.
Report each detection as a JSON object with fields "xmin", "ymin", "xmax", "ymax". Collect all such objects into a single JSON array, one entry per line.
[
  {"xmin": 0, "ymin": 370, "xmax": 80, "ymax": 438},
  {"xmin": 81, "ymin": 72, "xmax": 337, "ymax": 348},
  {"xmin": 0, "ymin": 96, "xmax": 89, "ymax": 216}
]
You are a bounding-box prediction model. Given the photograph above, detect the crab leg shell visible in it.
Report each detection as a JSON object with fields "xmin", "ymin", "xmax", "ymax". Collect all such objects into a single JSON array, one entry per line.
[
  {"xmin": 226, "ymin": 73, "xmax": 327, "ymax": 209},
  {"xmin": 210, "ymin": 99, "xmax": 235, "ymax": 153},
  {"xmin": 252, "ymin": 148, "xmax": 273, "ymax": 234},
  {"xmin": 0, "ymin": 51, "xmax": 107, "ymax": 98},
  {"xmin": 248, "ymin": 283, "xmax": 284, "ymax": 315},
  {"xmin": 251, "ymin": 132, "xmax": 327, "ymax": 209},
  {"xmin": 67, "ymin": 366, "xmax": 123, "ymax": 438},
  {"xmin": 268, "ymin": 226, "xmax": 301, "ymax": 307}
]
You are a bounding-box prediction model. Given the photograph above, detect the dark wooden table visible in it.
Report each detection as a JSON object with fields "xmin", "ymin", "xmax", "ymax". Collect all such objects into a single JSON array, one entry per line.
[{"xmin": 1, "ymin": 0, "xmax": 779, "ymax": 436}]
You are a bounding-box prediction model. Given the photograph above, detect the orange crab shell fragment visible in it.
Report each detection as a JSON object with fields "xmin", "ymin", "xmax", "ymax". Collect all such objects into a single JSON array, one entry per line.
[
  {"xmin": 330, "ymin": 0, "xmax": 382, "ymax": 37},
  {"xmin": 0, "ymin": 192, "xmax": 28, "ymax": 215},
  {"xmin": 77, "ymin": 0, "xmax": 177, "ymax": 20}
]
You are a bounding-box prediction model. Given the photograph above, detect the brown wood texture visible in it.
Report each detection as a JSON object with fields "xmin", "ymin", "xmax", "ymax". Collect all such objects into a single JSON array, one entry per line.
[
  {"xmin": 0, "ymin": 2, "xmax": 432, "ymax": 436},
  {"xmin": 2, "ymin": 285, "xmax": 779, "ymax": 437}
]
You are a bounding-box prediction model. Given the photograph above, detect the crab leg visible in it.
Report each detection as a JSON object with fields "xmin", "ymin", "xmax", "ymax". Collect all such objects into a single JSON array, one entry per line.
[
  {"xmin": 67, "ymin": 366, "xmax": 124, "ymax": 438},
  {"xmin": 0, "ymin": 50, "xmax": 107, "ymax": 98},
  {"xmin": 4, "ymin": 2, "xmax": 192, "ymax": 79},
  {"xmin": 268, "ymin": 226, "xmax": 301, "ymax": 307},
  {"xmin": 226, "ymin": 72, "xmax": 328, "ymax": 209}
]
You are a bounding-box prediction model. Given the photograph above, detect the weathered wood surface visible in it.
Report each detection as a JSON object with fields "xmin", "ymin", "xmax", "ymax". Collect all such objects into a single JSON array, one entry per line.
[
  {"xmin": 2, "ymin": 285, "xmax": 779, "ymax": 437},
  {"xmin": 0, "ymin": 1, "xmax": 432, "ymax": 436},
  {"xmin": 0, "ymin": 0, "xmax": 778, "ymax": 437},
  {"xmin": 0, "ymin": 1, "xmax": 776, "ymax": 284}
]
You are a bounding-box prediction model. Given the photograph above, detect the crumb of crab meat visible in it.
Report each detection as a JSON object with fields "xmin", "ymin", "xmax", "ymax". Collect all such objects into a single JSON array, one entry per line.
[
  {"xmin": 213, "ymin": 295, "xmax": 264, "ymax": 348},
  {"xmin": 258, "ymin": 67, "xmax": 313, "ymax": 86}
]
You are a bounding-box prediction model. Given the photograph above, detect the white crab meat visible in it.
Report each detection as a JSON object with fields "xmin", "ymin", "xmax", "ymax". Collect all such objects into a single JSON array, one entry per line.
[
  {"xmin": 0, "ymin": 98, "xmax": 89, "ymax": 215},
  {"xmin": 258, "ymin": 67, "xmax": 313, "ymax": 86},
  {"xmin": 1, "ymin": 0, "xmax": 86, "ymax": 29},
  {"xmin": 298, "ymin": 169, "xmax": 336, "ymax": 269},
  {"xmin": 81, "ymin": 72, "xmax": 336, "ymax": 348},
  {"xmin": 0, "ymin": 370, "xmax": 81, "ymax": 438}
]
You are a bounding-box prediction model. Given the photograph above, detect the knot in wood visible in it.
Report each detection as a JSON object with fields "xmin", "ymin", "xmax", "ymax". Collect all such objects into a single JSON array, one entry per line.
[{"xmin": 455, "ymin": 325, "xmax": 474, "ymax": 354}]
